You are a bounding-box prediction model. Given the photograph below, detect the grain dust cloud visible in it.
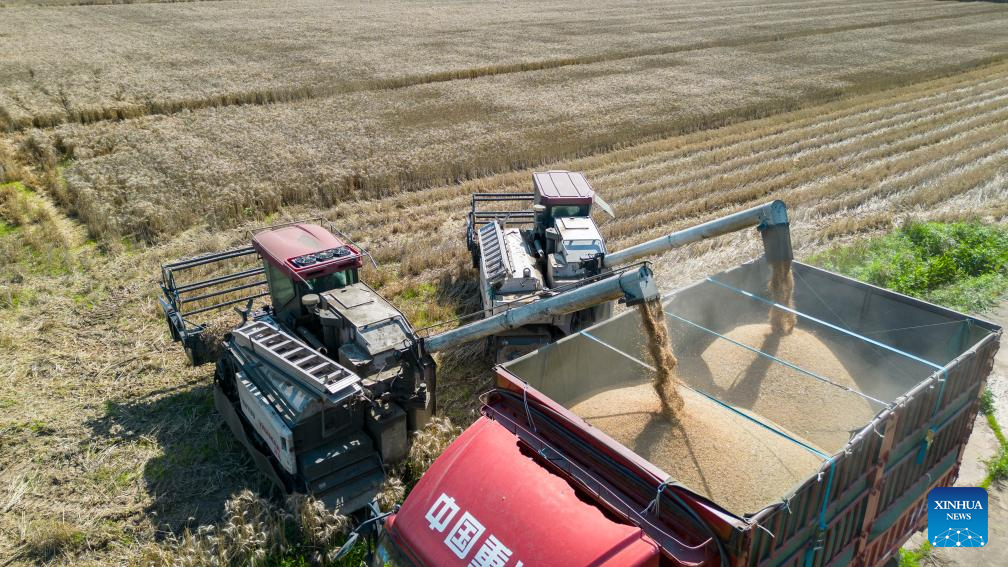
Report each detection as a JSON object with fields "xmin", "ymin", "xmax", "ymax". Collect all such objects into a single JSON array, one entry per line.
[{"xmin": 637, "ymin": 299, "xmax": 684, "ymax": 421}]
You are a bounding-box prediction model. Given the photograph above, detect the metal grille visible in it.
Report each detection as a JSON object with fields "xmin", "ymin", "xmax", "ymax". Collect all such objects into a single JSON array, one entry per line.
[
  {"xmin": 478, "ymin": 222, "xmax": 511, "ymax": 285},
  {"xmin": 232, "ymin": 320, "xmax": 361, "ymax": 401}
]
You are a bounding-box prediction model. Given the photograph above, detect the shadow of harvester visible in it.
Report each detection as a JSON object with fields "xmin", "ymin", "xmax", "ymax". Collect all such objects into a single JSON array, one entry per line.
[{"xmin": 86, "ymin": 382, "xmax": 266, "ymax": 535}]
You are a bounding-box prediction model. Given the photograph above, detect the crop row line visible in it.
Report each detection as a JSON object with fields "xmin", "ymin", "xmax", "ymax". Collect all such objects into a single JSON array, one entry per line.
[
  {"xmin": 598, "ymin": 84, "xmax": 1008, "ymax": 215},
  {"xmin": 617, "ymin": 102, "xmax": 1008, "ymax": 243},
  {"xmin": 3, "ymin": 7, "xmax": 1003, "ymax": 132},
  {"xmin": 322, "ymin": 65, "xmax": 1008, "ymax": 250},
  {"xmin": 588, "ymin": 70, "xmax": 1008, "ymax": 181}
]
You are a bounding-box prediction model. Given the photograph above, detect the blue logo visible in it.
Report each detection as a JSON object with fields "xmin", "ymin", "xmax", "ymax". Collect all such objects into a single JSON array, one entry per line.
[{"xmin": 928, "ymin": 487, "xmax": 987, "ymax": 548}]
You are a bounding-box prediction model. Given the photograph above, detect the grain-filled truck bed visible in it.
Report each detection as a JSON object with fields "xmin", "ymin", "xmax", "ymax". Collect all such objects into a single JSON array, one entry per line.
[{"xmin": 498, "ymin": 260, "xmax": 1000, "ymax": 566}]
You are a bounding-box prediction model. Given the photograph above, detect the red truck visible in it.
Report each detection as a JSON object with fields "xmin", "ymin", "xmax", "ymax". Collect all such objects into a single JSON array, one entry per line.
[{"xmin": 371, "ymin": 259, "xmax": 1000, "ymax": 567}]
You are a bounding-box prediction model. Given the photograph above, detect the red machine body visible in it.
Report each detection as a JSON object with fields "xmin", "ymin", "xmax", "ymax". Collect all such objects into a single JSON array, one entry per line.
[
  {"xmin": 251, "ymin": 223, "xmax": 363, "ymax": 280},
  {"xmin": 383, "ymin": 416, "xmax": 661, "ymax": 567}
]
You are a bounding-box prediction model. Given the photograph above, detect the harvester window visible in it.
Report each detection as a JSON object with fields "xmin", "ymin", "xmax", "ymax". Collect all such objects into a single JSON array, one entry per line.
[
  {"xmin": 307, "ymin": 269, "xmax": 358, "ymax": 293},
  {"xmin": 551, "ymin": 205, "xmax": 589, "ymax": 218},
  {"xmin": 265, "ymin": 263, "xmax": 297, "ymax": 308}
]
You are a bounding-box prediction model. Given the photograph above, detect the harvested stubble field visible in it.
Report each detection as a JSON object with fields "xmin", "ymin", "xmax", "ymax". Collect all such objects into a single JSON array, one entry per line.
[
  {"xmin": 1, "ymin": 0, "xmax": 1005, "ymax": 130},
  {"xmin": 1, "ymin": 0, "xmax": 1008, "ymax": 562},
  {"xmin": 2, "ymin": 60, "xmax": 1007, "ymax": 564},
  {"xmin": 4, "ymin": 2, "xmax": 1008, "ymax": 241}
]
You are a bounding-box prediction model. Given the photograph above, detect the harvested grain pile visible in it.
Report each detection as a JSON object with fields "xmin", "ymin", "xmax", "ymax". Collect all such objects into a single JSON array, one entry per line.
[
  {"xmin": 681, "ymin": 324, "xmax": 877, "ymax": 452},
  {"xmin": 570, "ymin": 383, "xmax": 824, "ymax": 514}
]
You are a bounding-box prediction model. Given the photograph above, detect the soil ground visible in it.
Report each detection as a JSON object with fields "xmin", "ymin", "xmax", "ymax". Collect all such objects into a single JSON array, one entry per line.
[{"xmin": 904, "ymin": 302, "xmax": 1008, "ymax": 565}]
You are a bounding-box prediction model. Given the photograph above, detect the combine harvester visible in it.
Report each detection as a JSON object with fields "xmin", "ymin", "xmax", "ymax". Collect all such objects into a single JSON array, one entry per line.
[
  {"xmin": 466, "ymin": 170, "xmax": 791, "ymax": 360},
  {"xmin": 374, "ymin": 201, "xmax": 1001, "ymax": 566},
  {"xmin": 159, "ymin": 221, "xmax": 657, "ymax": 512},
  {"xmin": 158, "ymin": 189, "xmax": 788, "ymax": 514}
]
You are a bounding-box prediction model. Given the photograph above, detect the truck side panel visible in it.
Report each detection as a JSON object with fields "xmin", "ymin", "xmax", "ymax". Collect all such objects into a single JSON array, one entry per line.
[{"xmin": 741, "ymin": 265, "xmax": 1000, "ymax": 567}]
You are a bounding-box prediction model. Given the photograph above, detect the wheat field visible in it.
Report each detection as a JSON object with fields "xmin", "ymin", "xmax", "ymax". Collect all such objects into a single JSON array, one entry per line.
[
  {"xmin": 1, "ymin": 0, "xmax": 1004, "ymax": 130},
  {"xmin": 2, "ymin": 59, "xmax": 1007, "ymax": 563},
  {"xmin": 2, "ymin": 0, "xmax": 1008, "ymax": 564},
  {"xmin": 11, "ymin": 10, "xmax": 1006, "ymax": 241}
]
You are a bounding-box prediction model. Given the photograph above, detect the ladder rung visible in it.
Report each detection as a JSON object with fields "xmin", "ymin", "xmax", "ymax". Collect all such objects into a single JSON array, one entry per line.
[
  {"xmin": 286, "ymin": 350, "xmax": 312, "ymax": 363},
  {"xmin": 298, "ymin": 356, "xmax": 322, "ymax": 368},
  {"xmin": 231, "ymin": 320, "xmax": 361, "ymax": 401},
  {"xmin": 307, "ymin": 362, "xmax": 330, "ymax": 374},
  {"xmin": 269, "ymin": 339, "xmax": 294, "ymax": 351}
]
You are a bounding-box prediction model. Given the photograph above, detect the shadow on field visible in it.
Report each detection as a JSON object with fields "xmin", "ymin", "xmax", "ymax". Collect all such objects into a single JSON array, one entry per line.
[
  {"xmin": 429, "ymin": 267, "xmax": 496, "ymax": 424},
  {"xmin": 86, "ymin": 382, "xmax": 264, "ymax": 535}
]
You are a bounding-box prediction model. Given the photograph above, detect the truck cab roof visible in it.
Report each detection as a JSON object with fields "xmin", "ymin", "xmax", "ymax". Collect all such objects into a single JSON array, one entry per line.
[{"xmin": 384, "ymin": 416, "xmax": 659, "ymax": 566}]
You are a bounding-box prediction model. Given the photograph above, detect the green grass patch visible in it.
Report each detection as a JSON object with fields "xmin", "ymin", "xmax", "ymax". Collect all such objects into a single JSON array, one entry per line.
[
  {"xmin": 92, "ymin": 466, "xmax": 137, "ymax": 491},
  {"xmin": 980, "ymin": 387, "xmax": 996, "ymax": 417},
  {"xmin": 398, "ymin": 282, "xmax": 450, "ymax": 329},
  {"xmin": 810, "ymin": 221, "xmax": 1008, "ymax": 313},
  {"xmin": 988, "ymin": 412, "xmax": 1007, "ymax": 447},
  {"xmin": 981, "ymin": 443, "xmax": 1008, "ymax": 489},
  {"xmin": 3, "ymin": 419, "xmax": 53, "ymax": 436},
  {"xmin": 898, "ymin": 541, "xmax": 932, "ymax": 567},
  {"xmin": 982, "ymin": 410, "xmax": 1008, "ymax": 489},
  {"xmin": 0, "ymin": 219, "xmax": 16, "ymax": 237}
]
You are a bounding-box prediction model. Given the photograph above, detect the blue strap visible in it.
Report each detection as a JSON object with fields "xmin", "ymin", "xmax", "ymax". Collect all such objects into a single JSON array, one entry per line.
[
  {"xmin": 804, "ymin": 459, "xmax": 836, "ymax": 567},
  {"xmin": 663, "ymin": 309, "xmax": 888, "ymax": 407},
  {"xmin": 686, "ymin": 385, "xmax": 830, "ymax": 459},
  {"xmin": 705, "ymin": 277, "xmax": 944, "ymax": 370},
  {"xmin": 917, "ymin": 369, "xmax": 949, "ymax": 464},
  {"xmin": 643, "ymin": 479, "xmax": 672, "ymax": 516}
]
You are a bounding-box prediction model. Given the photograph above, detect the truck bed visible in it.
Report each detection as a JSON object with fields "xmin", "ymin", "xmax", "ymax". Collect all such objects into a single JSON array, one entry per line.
[{"xmin": 497, "ymin": 259, "xmax": 1000, "ymax": 566}]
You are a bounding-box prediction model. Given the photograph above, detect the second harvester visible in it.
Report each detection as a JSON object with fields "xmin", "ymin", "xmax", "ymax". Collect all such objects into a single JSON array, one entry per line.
[{"xmin": 467, "ymin": 170, "xmax": 794, "ymax": 360}]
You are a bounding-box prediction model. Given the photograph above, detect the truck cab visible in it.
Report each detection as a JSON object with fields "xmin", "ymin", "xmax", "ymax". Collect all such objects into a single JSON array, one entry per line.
[{"xmin": 375, "ymin": 415, "xmax": 663, "ymax": 567}]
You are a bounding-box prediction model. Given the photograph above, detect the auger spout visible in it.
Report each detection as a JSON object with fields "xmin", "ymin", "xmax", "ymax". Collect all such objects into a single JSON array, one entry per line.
[
  {"xmin": 602, "ymin": 200, "xmax": 792, "ymax": 268},
  {"xmin": 423, "ymin": 264, "xmax": 658, "ymax": 353}
]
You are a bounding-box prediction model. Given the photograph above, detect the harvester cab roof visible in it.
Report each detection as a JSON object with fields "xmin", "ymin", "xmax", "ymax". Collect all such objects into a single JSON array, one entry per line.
[
  {"xmin": 251, "ymin": 223, "xmax": 363, "ymax": 279},
  {"xmin": 250, "ymin": 223, "xmax": 365, "ymax": 325},
  {"xmin": 532, "ymin": 170, "xmax": 595, "ymax": 208}
]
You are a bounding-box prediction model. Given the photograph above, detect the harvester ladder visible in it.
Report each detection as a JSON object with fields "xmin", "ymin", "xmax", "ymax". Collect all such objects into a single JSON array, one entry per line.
[
  {"xmin": 478, "ymin": 222, "xmax": 511, "ymax": 284},
  {"xmin": 232, "ymin": 321, "xmax": 360, "ymax": 399}
]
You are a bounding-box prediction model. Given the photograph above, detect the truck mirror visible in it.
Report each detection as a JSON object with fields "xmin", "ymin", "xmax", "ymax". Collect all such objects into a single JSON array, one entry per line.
[{"xmin": 545, "ymin": 228, "xmax": 560, "ymax": 241}]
